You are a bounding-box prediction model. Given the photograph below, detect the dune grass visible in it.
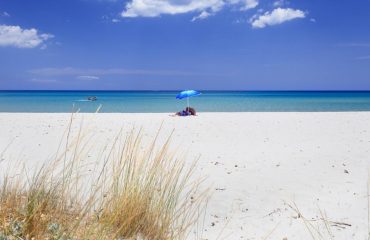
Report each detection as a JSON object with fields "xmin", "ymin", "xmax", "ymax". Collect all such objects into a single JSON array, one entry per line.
[
  {"xmin": 0, "ymin": 116, "xmax": 207, "ymax": 240},
  {"xmin": 0, "ymin": 164, "xmax": 82, "ymax": 239},
  {"xmin": 287, "ymin": 203, "xmax": 352, "ymax": 240}
]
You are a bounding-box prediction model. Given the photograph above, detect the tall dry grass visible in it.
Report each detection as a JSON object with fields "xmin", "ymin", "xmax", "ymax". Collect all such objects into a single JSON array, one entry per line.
[{"xmin": 0, "ymin": 115, "xmax": 207, "ymax": 240}]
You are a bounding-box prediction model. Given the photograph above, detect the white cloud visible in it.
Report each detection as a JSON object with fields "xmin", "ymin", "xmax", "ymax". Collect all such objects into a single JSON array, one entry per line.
[
  {"xmin": 77, "ymin": 75, "xmax": 100, "ymax": 80},
  {"xmin": 0, "ymin": 25, "xmax": 53, "ymax": 48},
  {"xmin": 191, "ymin": 11, "xmax": 212, "ymax": 21},
  {"xmin": 2, "ymin": 11, "xmax": 10, "ymax": 17},
  {"xmin": 273, "ymin": 0, "xmax": 286, "ymax": 7},
  {"xmin": 121, "ymin": 0, "xmax": 258, "ymax": 18},
  {"xmin": 226, "ymin": 0, "xmax": 258, "ymax": 10},
  {"xmin": 250, "ymin": 8, "xmax": 305, "ymax": 28},
  {"xmin": 240, "ymin": 0, "xmax": 258, "ymax": 10}
]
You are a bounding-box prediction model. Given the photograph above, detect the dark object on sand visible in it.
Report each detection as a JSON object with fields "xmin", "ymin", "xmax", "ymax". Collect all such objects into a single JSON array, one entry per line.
[
  {"xmin": 175, "ymin": 107, "xmax": 197, "ymax": 116},
  {"xmin": 176, "ymin": 110, "xmax": 190, "ymax": 116},
  {"xmin": 186, "ymin": 107, "xmax": 196, "ymax": 116},
  {"xmin": 87, "ymin": 96, "xmax": 97, "ymax": 101}
]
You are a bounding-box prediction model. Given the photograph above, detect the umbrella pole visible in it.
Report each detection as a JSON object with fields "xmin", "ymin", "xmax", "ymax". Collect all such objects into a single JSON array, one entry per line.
[{"xmin": 187, "ymin": 98, "xmax": 189, "ymax": 109}]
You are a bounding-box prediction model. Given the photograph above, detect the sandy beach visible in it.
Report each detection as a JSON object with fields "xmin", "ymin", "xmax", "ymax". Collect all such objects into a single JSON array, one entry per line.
[{"xmin": 0, "ymin": 112, "xmax": 369, "ymax": 239}]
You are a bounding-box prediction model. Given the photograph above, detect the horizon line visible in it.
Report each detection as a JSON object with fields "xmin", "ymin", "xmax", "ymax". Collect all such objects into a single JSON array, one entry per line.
[{"xmin": 1, "ymin": 90, "xmax": 370, "ymax": 92}]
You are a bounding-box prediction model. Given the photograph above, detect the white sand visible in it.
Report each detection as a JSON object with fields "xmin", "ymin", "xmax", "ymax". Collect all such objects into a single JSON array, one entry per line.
[{"xmin": 0, "ymin": 112, "xmax": 370, "ymax": 239}]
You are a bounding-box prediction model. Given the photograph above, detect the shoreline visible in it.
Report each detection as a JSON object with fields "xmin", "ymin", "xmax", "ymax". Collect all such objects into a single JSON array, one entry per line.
[
  {"xmin": 1, "ymin": 111, "xmax": 370, "ymax": 113},
  {"xmin": 1, "ymin": 112, "xmax": 369, "ymax": 239}
]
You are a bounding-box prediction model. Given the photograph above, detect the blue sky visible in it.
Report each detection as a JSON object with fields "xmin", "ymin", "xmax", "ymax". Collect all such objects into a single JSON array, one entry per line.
[{"xmin": 0, "ymin": 0, "xmax": 369, "ymax": 90}]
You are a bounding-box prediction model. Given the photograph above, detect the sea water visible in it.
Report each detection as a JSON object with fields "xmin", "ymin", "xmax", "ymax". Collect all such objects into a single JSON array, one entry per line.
[{"xmin": 0, "ymin": 91, "xmax": 369, "ymax": 113}]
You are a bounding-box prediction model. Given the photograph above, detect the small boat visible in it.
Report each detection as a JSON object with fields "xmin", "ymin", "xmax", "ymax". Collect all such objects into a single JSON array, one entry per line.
[{"xmin": 87, "ymin": 96, "xmax": 97, "ymax": 101}]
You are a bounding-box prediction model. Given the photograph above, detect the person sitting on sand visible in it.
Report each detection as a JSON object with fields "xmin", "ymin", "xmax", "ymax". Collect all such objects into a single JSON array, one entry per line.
[
  {"xmin": 175, "ymin": 109, "xmax": 190, "ymax": 116},
  {"xmin": 186, "ymin": 107, "xmax": 197, "ymax": 116},
  {"xmin": 172, "ymin": 107, "xmax": 197, "ymax": 117}
]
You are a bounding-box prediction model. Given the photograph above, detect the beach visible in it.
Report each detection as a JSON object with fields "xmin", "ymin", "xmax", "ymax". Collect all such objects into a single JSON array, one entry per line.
[{"xmin": 0, "ymin": 112, "xmax": 369, "ymax": 239}]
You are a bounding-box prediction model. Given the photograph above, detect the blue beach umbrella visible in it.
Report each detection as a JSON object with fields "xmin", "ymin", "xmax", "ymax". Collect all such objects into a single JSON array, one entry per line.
[{"xmin": 176, "ymin": 90, "xmax": 201, "ymax": 109}]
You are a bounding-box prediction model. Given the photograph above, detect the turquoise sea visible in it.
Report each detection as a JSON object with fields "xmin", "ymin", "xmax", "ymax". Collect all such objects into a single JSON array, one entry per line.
[{"xmin": 0, "ymin": 91, "xmax": 370, "ymax": 113}]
